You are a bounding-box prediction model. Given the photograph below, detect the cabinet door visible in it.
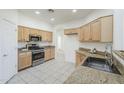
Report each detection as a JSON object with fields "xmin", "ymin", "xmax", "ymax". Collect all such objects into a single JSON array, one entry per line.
[
  {"xmin": 100, "ymin": 16, "xmax": 113, "ymax": 42},
  {"xmin": 79, "ymin": 27, "xmax": 84, "ymax": 41},
  {"xmin": 26, "ymin": 52, "xmax": 32, "ymax": 67},
  {"xmin": 23, "ymin": 27, "xmax": 30, "ymax": 42},
  {"xmin": 83, "ymin": 24, "xmax": 91, "ymax": 41},
  {"xmin": 18, "ymin": 52, "xmax": 32, "ymax": 70},
  {"xmin": 50, "ymin": 47, "xmax": 55, "ymax": 59},
  {"xmin": 18, "ymin": 52, "xmax": 27, "ymax": 70},
  {"xmin": 91, "ymin": 19, "xmax": 101, "ymax": 41},
  {"xmin": 45, "ymin": 48, "xmax": 51, "ymax": 61},
  {"xmin": 42, "ymin": 31, "xmax": 47, "ymax": 41},
  {"xmin": 76, "ymin": 53, "xmax": 81, "ymax": 66},
  {"xmin": 18, "ymin": 26, "xmax": 23, "ymax": 42},
  {"xmin": 47, "ymin": 32, "xmax": 53, "ymax": 42}
]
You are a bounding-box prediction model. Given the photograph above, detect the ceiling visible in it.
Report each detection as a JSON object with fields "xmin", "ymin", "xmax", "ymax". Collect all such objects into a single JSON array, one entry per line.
[{"xmin": 18, "ymin": 9, "xmax": 95, "ymax": 25}]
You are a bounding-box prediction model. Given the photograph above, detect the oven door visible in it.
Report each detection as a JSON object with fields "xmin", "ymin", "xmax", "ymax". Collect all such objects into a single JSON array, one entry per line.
[{"xmin": 32, "ymin": 51, "xmax": 44, "ymax": 61}]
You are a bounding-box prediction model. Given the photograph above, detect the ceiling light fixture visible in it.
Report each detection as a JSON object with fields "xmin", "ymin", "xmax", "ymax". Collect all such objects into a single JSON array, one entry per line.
[
  {"xmin": 50, "ymin": 18, "xmax": 55, "ymax": 21},
  {"xmin": 72, "ymin": 9, "xmax": 77, "ymax": 13},
  {"xmin": 35, "ymin": 11, "xmax": 40, "ymax": 15}
]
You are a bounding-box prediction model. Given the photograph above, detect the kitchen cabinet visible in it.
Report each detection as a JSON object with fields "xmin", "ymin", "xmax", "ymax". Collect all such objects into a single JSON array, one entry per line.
[
  {"xmin": 18, "ymin": 25, "xmax": 53, "ymax": 42},
  {"xmin": 30, "ymin": 28, "xmax": 39, "ymax": 36},
  {"xmin": 90, "ymin": 19, "xmax": 101, "ymax": 41},
  {"xmin": 47, "ymin": 32, "xmax": 53, "ymax": 42},
  {"xmin": 76, "ymin": 52, "xmax": 86, "ymax": 66},
  {"xmin": 41, "ymin": 31, "xmax": 47, "ymax": 41},
  {"xmin": 83, "ymin": 24, "xmax": 91, "ymax": 41},
  {"xmin": 79, "ymin": 15, "xmax": 113, "ymax": 42},
  {"xmin": 18, "ymin": 26, "xmax": 30, "ymax": 42},
  {"xmin": 18, "ymin": 51, "xmax": 32, "ymax": 70},
  {"xmin": 50, "ymin": 47, "xmax": 55, "ymax": 59},
  {"xmin": 100, "ymin": 16, "xmax": 113, "ymax": 42},
  {"xmin": 45, "ymin": 47, "xmax": 55, "ymax": 61},
  {"xmin": 64, "ymin": 28, "xmax": 80, "ymax": 35},
  {"xmin": 45, "ymin": 48, "xmax": 51, "ymax": 61}
]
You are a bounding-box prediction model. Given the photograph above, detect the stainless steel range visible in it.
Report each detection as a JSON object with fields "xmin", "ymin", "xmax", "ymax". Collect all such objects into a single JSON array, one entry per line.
[{"xmin": 27, "ymin": 44, "xmax": 45, "ymax": 66}]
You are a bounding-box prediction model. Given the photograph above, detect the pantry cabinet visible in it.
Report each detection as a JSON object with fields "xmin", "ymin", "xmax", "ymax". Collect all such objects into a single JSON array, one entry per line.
[{"xmin": 18, "ymin": 51, "xmax": 32, "ymax": 70}]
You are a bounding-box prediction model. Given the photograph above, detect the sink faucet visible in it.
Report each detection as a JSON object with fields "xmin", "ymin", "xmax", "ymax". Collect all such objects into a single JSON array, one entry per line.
[{"xmin": 105, "ymin": 44, "xmax": 113, "ymax": 66}]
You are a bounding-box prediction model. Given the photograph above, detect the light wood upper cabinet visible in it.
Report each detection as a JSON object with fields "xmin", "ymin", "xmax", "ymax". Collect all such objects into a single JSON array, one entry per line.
[
  {"xmin": 83, "ymin": 24, "xmax": 91, "ymax": 41},
  {"xmin": 23, "ymin": 27, "xmax": 30, "ymax": 42},
  {"xmin": 79, "ymin": 15, "xmax": 113, "ymax": 42},
  {"xmin": 18, "ymin": 26, "xmax": 53, "ymax": 42},
  {"xmin": 90, "ymin": 19, "xmax": 101, "ymax": 41},
  {"xmin": 18, "ymin": 26, "xmax": 30, "ymax": 42},
  {"xmin": 18, "ymin": 26, "xmax": 23, "ymax": 42},
  {"xmin": 47, "ymin": 32, "xmax": 53, "ymax": 42},
  {"xmin": 18, "ymin": 51, "xmax": 32, "ymax": 70},
  {"xmin": 100, "ymin": 16, "xmax": 113, "ymax": 42},
  {"xmin": 79, "ymin": 27, "xmax": 84, "ymax": 41},
  {"xmin": 64, "ymin": 28, "xmax": 80, "ymax": 35}
]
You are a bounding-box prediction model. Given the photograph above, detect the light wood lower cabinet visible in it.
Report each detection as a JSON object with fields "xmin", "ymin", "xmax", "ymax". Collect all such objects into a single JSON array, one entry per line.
[
  {"xmin": 18, "ymin": 51, "xmax": 32, "ymax": 70},
  {"xmin": 76, "ymin": 52, "xmax": 86, "ymax": 66},
  {"xmin": 45, "ymin": 47, "xmax": 55, "ymax": 61}
]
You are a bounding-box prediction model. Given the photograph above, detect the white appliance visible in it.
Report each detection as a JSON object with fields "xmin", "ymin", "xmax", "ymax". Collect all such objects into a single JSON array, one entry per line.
[{"xmin": 0, "ymin": 18, "xmax": 17, "ymax": 83}]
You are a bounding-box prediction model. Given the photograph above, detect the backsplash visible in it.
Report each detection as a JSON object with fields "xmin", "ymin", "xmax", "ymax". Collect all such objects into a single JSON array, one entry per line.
[
  {"xmin": 79, "ymin": 42, "xmax": 112, "ymax": 53},
  {"xmin": 18, "ymin": 42, "xmax": 54, "ymax": 48}
]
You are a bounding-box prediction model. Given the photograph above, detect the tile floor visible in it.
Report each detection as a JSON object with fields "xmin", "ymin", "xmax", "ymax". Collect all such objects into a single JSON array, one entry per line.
[{"xmin": 7, "ymin": 54, "xmax": 75, "ymax": 84}]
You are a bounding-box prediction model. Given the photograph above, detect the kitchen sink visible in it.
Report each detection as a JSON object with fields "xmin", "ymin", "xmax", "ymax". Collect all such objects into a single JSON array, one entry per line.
[{"xmin": 82, "ymin": 57, "xmax": 121, "ymax": 75}]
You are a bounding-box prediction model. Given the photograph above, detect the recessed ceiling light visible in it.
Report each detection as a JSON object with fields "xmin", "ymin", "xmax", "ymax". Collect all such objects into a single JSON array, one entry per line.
[
  {"xmin": 50, "ymin": 18, "xmax": 55, "ymax": 21},
  {"xmin": 72, "ymin": 9, "xmax": 77, "ymax": 13},
  {"xmin": 35, "ymin": 11, "xmax": 40, "ymax": 15}
]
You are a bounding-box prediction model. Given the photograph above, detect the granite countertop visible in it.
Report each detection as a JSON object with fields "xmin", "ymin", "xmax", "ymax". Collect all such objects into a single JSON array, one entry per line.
[
  {"xmin": 113, "ymin": 50, "xmax": 124, "ymax": 60},
  {"xmin": 64, "ymin": 66, "xmax": 124, "ymax": 84},
  {"xmin": 77, "ymin": 47, "xmax": 107, "ymax": 59}
]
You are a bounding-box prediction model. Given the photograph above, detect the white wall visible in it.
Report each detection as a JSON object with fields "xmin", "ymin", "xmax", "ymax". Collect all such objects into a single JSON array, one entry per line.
[
  {"xmin": 113, "ymin": 10, "xmax": 124, "ymax": 50},
  {"xmin": 0, "ymin": 10, "xmax": 18, "ymax": 83},
  {"xmin": 18, "ymin": 12, "xmax": 55, "ymax": 48},
  {"xmin": 55, "ymin": 9, "xmax": 114, "ymax": 63}
]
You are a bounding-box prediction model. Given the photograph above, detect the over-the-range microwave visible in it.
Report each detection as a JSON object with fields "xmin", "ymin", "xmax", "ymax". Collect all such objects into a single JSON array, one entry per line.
[{"xmin": 29, "ymin": 35, "xmax": 41, "ymax": 42}]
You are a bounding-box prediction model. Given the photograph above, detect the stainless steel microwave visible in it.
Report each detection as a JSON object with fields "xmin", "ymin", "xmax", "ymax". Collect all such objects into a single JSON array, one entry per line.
[{"xmin": 29, "ymin": 35, "xmax": 41, "ymax": 41}]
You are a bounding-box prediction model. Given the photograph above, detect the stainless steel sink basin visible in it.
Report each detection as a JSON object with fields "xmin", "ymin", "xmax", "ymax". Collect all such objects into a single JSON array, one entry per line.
[{"xmin": 82, "ymin": 57, "xmax": 121, "ymax": 75}]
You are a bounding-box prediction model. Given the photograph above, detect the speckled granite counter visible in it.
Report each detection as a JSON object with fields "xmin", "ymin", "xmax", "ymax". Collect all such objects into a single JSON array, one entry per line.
[
  {"xmin": 76, "ymin": 50, "xmax": 106, "ymax": 59},
  {"xmin": 113, "ymin": 50, "xmax": 124, "ymax": 60},
  {"xmin": 64, "ymin": 66, "xmax": 124, "ymax": 84}
]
